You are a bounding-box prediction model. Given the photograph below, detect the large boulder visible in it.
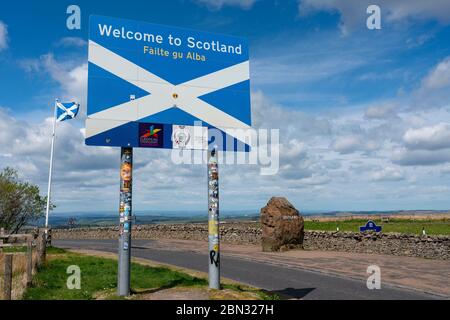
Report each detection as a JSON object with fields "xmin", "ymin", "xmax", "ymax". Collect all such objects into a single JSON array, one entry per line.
[{"xmin": 260, "ymin": 197, "xmax": 304, "ymax": 252}]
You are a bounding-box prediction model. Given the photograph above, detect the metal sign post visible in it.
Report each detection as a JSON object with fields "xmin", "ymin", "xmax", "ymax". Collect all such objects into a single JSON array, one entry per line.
[
  {"xmin": 86, "ymin": 15, "xmax": 252, "ymax": 296},
  {"xmin": 118, "ymin": 147, "xmax": 133, "ymax": 296},
  {"xmin": 208, "ymin": 148, "xmax": 220, "ymax": 289}
]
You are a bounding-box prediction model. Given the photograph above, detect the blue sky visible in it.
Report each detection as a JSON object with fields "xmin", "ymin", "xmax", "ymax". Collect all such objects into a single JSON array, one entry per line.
[{"xmin": 1, "ymin": 0, "xmax": 450, "ymax": 213}]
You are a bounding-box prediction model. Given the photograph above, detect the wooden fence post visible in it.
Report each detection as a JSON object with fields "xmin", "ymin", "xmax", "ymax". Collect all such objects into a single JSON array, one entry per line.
[
  {"xmin": 26, "ymin": 240, "xmax": 33, "ymax": 287},
  {"xmin": 35, "ymin": 234, "xmax": 40, "ymax": 266},
  {"xmin": 3, "ymin": 254, "xmax": 13, "ymax": 300},
  {"xmin": 37, "ymin": 231, "xmax": 46, "ymax": 266},
  {"xmin": 46, "ymin": 228, "xmax": 52, "ymax": 247},
  {"xmin": 0, "ymin": 228, "xmax": 4, "ymax": 247},
  {"xmin": 36, "ymin": 233, "xmax": 42, "ymax": 266},
  {"xmin": 41, "ymin": 232, "xmax": 47, "ymax": 263}
]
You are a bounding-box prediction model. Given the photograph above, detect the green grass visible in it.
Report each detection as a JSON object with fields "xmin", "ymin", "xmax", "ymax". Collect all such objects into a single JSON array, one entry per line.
[
  {"xmin": 46, "ymin": 246, "xmax": 69, "ymax": 254},
  {"xmin": 23, "ymin": 248, "xmax": 208, "ymax": 300},
  {"xmin": 305, "ymin": 218, "xmax": 450, "ymax": 235},
  {"xmin": 1, "ymin": 246, "xmax": 28, "ymax": 253},
  {"xmin": 2, "ymin": 245, "xmax": 66, "ymax": 254},
  {"xmin": 220, "ymin": 283, "xmax": 279, "ymax": 300},
  {"xmin": 23, "ymin": 248, "xmax": 276, "ymax": 300}
]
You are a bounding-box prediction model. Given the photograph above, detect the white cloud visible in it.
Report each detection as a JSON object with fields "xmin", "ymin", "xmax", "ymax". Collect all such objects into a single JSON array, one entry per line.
[
  {"xmin": 194, "ymin": 0, "xmax": 258, "ymax": 10},
  {"xmin": 331, "ymin": 136, "xmax": 362, "ymax": 154},
  {"xmin": 0, "ymin": 108, "xmax": 23, "ymax": 145},
  {"xmin": 381, "ymin": 0, "xmax": 450, "ymax": 23},
  {"xmin": 251, "ymin": 39, "xmax": 368, "ymax": 86},
  {"xmin": 3, "ymin": 87, "xmax": 450, "ymax": 211},
  {"xmin": 298, "ymin": 0, "xmax": 450, "ymax": 33},
  {"xmin": 20, "ymin": 53, "xmax": 88, "ymax": 115},
  {"xmin": 250, "ymin": 27, "xmax": 405, "ymax": 109},
  {"xmin": 393, "ymin": 148, "xmax": 450, "ymax": 166},
  {"xmin": 394, "ymin": 122, "xmax": 450, "ymax": 166},
  {"xmin": 251, "ymin": 90, "xmax": 331, "ymax": 138},
  {"xmin": 371, "ymin": 166, "xmax": 404, "ymax": 181},
  {"xmin": 55, "ymin": 37, "xmax": 88, "ymax": 48},
  {"xmin": 331, "ymin": 135, "xmax": 379, "ymax": 154},
  {"xmin": 0, "ymin": 21, "xmax": 8, "ymax": 51},
  {"xmin": 37, "ymin": 54, "xmax": 87, "ymax": 103},
  {"xmin": 403, "ymin": 123, "xmax": 450, "ymax": 150},
  {"xmin": 282, "ymin": 139, "xmax": 307, "ymax": 160},
  {"xmin": 0, "ymin": 106, "xmax": 211, "ymax": 211},
  {"xmin": 421, "ymin": 57, "xmax": 450, "ymax": 90},
  {"xmin": 364, "ymin": 102, "xmax": 398, "ymax": 120},
  {"xmin": 297, "ymin": 174, "xmax": 332, "ymax": 186},
  {"xmin": 6, "ymin": 38, "xmax": 450, "ymax": 211},
  {"xmin": 410, "ymin": 56, "xmax": 450, "ymax": 111}
]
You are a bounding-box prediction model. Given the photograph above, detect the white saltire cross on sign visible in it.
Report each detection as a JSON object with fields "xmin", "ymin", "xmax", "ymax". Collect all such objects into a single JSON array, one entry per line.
[{"xmin": 86, "ymin": 15, "xmax": 251, "ymax": 151}]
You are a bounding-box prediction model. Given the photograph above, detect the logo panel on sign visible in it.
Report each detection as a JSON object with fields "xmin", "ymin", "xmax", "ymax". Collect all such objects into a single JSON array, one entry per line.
[{"xmin": 139, "ymin": 123, "xmax": 164, "ymax": 148}]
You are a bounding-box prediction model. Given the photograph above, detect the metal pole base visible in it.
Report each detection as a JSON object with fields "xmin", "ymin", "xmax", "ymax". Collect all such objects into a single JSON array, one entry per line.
[
  {"xmin": 118, "ymin": 147, "xmax": 133, "ymax": 296},
  {"xmin": 208, "ymin": 148, "xmax": 220, "ymax": 289}
]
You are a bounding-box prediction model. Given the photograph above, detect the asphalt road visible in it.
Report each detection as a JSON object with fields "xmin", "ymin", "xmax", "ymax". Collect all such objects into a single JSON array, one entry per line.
[{"xmin": 53, "ymin": 239, "xmax": 440, "ymax": 300}]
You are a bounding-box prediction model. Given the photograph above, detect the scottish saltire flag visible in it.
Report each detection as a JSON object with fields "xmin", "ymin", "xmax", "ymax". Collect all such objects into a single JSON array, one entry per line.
[
  {"xmin": 56, "ymin": 101, "xmax": 80, "ymax": 122},
  {"xmin": 85, "ymin": 15, "xmax": 251, "ymax": 152}
]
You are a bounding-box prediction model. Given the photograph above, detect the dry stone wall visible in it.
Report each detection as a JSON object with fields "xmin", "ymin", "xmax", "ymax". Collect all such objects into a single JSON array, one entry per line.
[{"xmin": 53, "ymin": 222, "xmax": 450, "ymax": 260}]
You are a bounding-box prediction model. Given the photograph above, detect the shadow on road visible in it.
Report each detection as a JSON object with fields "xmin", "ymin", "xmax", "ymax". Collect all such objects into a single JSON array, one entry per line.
[
  {"xmin": 272, "ymin": 287, "xmax": 316, "ymax": 299},
  {"xmin": 131, "ymin": 282, "xmax": 179, "ymax": 295},
  {"xmin": 132, "ymin": 245, "xmax": 150, "ymax": 250}
]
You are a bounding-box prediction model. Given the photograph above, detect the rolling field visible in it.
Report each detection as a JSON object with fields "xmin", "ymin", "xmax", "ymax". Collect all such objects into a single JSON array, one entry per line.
[{"xmin": 304, "ymin": 218, "xmax": 450, "ymax": 235}]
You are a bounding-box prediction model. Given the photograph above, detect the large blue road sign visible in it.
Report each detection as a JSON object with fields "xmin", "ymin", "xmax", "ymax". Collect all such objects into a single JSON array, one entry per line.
[{"xmin": 86, "ymin": 15, "xmax": 251, "ymax": 151}]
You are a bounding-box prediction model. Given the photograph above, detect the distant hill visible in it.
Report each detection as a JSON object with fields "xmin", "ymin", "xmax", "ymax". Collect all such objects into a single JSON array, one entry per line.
[
  {"xmin": 28, "ymin": 210, "xmax": 260, "ymax": 228},
  {"xmin": 25, "ymin": 209, "xmax": 450, "ymax": 228}
]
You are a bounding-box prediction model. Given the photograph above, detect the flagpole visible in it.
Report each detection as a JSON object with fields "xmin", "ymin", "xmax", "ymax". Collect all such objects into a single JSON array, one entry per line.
[{"xmin": 45, "ymin": 99, "xmax": 58, "ymax": 231}]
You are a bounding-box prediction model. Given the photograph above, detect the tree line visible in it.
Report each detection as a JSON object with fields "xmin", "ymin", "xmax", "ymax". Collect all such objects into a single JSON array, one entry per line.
[{"xmin": 0, "ymin": 167, "xmax": 49, "ymax": 233}]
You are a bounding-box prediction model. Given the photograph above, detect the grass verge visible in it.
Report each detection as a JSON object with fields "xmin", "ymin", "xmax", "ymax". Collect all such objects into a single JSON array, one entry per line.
[
  {"xmin": 305, "ymin": 218, "xmax": 450, "ymax": 235},
  {"xmin": 1, "ymin": 246, "xmax": 28, "ymax": 253},
  {"xmin": 23, "ymin": 247, "xmax": 276, "ymax": 300}
]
